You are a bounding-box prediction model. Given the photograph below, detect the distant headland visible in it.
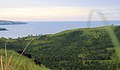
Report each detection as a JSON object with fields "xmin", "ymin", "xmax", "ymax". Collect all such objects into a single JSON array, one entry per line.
[
  {"xmin": 0, "ymin": 20, "xmax": 27, "ymax": 25},
  {"xmin": 0, "ymin": 28, "xmax": 7, "ymax": 31},
  {"xmin": 0, "ymin": 20, "xmax": 27, "ymax": 31}
]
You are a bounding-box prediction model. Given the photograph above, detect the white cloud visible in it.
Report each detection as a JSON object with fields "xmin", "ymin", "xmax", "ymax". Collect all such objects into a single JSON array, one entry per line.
[
  {"xmin": 0, "ymin": 7, "xmax": 120, "ymax": 21},
  {"xmin": 0, "ymin": 7, "xmax": 90, "ymax": 21}
]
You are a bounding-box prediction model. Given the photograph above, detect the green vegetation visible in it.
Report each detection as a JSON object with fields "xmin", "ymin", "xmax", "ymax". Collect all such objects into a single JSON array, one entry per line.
[
  {"xmin": 0, "ymin": 26, "xmax": 120, "ymax": 70},
  {"xmin": 0, "ymin": 49, "xmax": 48, "ymax": 70}
]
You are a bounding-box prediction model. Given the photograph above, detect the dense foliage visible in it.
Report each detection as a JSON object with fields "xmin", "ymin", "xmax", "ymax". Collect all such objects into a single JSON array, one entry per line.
[{"xmin": 0, "ymin": 26, "xmax": 120, "ymax": 70}]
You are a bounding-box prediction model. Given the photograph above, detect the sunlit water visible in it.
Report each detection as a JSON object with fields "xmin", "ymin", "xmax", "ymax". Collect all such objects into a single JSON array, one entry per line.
[{"xmin": 0, "ymin": 21, "xmax": 120, "ymax": 38}]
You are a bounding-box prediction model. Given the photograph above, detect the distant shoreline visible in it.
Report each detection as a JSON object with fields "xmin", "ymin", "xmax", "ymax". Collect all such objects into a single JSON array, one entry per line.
[
  {"xmin": 0, "ymin": 20, "xmax": 27, "ymax": 31},
  {"xmin": 0, "ymin": 20, "xmax": 27, "ymax": 25},
  {"xmin": 0, "ymin": 28, "xmax": 7, "ymax": 31}
]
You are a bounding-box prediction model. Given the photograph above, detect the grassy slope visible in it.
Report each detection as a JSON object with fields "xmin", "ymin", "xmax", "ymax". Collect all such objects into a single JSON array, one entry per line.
[
  {"xmin": 0, "ymin": 49, "xmax": 48, "ymax": 70},
  {"xmin": 0, "ymin": 26, "xmax": 120, "ymax": 69}
]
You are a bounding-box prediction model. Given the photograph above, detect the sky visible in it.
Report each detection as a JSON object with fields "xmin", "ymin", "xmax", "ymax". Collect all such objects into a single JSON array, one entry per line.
[{"xmin": 0, "ymin": 0, "xmax": 120, "ymax": 21}]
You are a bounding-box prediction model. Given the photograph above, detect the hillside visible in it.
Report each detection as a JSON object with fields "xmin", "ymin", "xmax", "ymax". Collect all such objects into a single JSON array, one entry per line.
[
  {"xmin": 0, "ymin": 26, "xmax": 120, "ymax": 70},
  {"xmin": 0, "ymin": 49, "xmax": 48, "ymax": 70}
]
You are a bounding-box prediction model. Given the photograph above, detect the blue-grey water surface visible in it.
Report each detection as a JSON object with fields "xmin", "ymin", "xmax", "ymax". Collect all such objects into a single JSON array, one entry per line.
[{"xmin": 0, "ymin": 21, "xmax": 120, "ymax": 38}]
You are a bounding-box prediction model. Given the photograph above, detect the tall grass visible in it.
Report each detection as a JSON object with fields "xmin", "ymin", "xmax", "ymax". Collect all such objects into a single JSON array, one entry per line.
[
  {"xmin": 0, "ymin": 38, "xmax": 48, "ymax": 70},
  {"xmin": 13, "ymin": 38, "xmax": 34, "ymax": 69},
  {"xmin": 0, "ymin": 38, "xmax": 34, "ymax": 70},
  {"xmin": 88, "ymin": 9, "xmax": 120, "ymax": 69},
  {"xmin": 1, "ymin": 55, "xmax": 3, "ymax": 70},
  {"xmin": 0, "ymin": 9, "xmax": 119, "ymax": 70}
]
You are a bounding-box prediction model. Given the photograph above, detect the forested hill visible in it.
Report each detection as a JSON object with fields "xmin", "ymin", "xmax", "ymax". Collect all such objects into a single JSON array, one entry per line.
[{"xmin": 0, "ymin": 26, "xmax": 120, "ymax": 70}]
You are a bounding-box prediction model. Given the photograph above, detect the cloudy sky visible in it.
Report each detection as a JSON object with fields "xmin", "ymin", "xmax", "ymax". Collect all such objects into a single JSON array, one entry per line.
[{"xmin": 0, "ymin": 0, "xmax": 120, "ymax": 21}]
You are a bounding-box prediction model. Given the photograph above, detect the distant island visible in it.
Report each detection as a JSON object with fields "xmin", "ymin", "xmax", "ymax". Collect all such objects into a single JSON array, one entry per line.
[
  {"xmin": 0, "ymin": 20, "xmax": 27, "ymax": 25},
  {"xmin": 0, "ymin": 20, "xmax": 27, "ymax": 31},
  {"xmin": 0, "ymin": 28, "xmax": 7, "ymax": 31}
]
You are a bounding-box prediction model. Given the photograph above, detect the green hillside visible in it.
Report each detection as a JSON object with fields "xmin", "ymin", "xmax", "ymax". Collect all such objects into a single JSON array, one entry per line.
[
  {"xmin": 0, "ymin": 49, "xmax": 48, "ymax": 70},
  {"xmin": 0, "ymin": 26, "xmax": 120, "ymax": 70}
]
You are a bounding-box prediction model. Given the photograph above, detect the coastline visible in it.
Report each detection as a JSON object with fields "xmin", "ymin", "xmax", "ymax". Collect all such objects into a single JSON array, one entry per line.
[
  {"xmin": 0, "ymin": 28, "xmax": 7, "ymax": 31},
  {"xmin": 0, "ymin": 20, "xmax": 27, "ymax": 25}
]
